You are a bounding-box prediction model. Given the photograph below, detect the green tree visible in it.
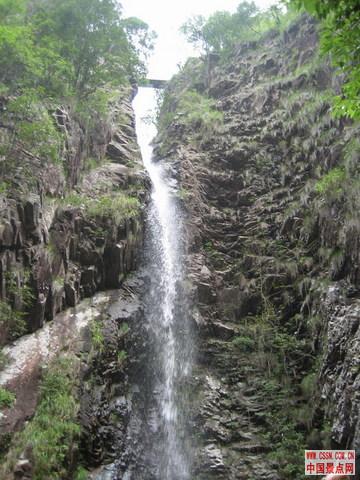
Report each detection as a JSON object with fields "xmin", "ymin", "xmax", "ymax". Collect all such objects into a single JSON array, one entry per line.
[
  {"xmin": 180, "ymin": 15, "xmax": 208, "ymax": 53},
  {"xmin": 0, "ymin": 0, "xmax": 154, "ymax": 97},
  {"xmin": 291, "ymin": 0, "xmax": 360, "ymax": 119},
  {"xmin": 0, "ymin": 0, "xmax": 27, "ymax": 25},
  {"xmin": 0, "ymin": 25, "xmax": 38, "ymax": 89},
  {"xmin": 180, "ymin": 1, "xmax": 259, "ymax": 56},
  {"xmin": 123, "ymin": 16, "xmax": 157, "ymax": 78},
  {"xmin": 0, "ymin": 0, "xmax": 155, "ymax": 170},
  {"xmin": 30, "ymin": 0, "xmax": 155, "ymax": 97},
  {"xmin": 0, "ymin": 1, "xmax": 55, "ymax": 92}
]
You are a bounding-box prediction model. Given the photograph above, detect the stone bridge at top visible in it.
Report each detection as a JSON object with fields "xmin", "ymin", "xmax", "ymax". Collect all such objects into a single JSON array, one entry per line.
[{"xmin": 139, "ymin": 78, "xmax": 168, "ymax": 89}]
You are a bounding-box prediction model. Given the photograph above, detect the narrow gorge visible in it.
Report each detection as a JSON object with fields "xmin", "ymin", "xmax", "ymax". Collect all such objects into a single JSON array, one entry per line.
[{"xmin": 0, "ymin": 3, "xmax": 360, "ymax": 480}]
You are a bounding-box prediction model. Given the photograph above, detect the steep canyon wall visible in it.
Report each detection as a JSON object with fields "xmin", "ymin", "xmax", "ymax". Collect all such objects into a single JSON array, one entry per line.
[
  {"xmin": 0, "ymin": 86, "xmax": 148, "ymax": 475},
  {"xmin": 2, "ymin": 13, "xmax": 360, "ymax": 480},
  {"xmin": 154, "ymin": 14, "xmax": 360, "ymax": 479},
  {"xmin": 0, "ymin": 88, "xmax": 146, "ymax": 342}
]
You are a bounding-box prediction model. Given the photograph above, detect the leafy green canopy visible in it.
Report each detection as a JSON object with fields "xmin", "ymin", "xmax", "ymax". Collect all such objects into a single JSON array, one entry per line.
[
  {"xmin": 180, "ymin": 2, "xmax": 259, "ymax": 56},
  {"xmin": 180, "ymin": 1, "xmax": 296, "ymax": 57},
  {"xmin": 0, "ymin": 0, "xmax": 155, "ymax": 98},
  {"xmin": 290, "ymin": 0, "xmax": 360, "ymax": 119}
]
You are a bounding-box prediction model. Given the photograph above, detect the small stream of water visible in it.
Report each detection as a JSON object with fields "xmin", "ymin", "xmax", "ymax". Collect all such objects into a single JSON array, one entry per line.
[{"xmin": 133, "ymin": 87, "xmax": 193, "ymax": 479}]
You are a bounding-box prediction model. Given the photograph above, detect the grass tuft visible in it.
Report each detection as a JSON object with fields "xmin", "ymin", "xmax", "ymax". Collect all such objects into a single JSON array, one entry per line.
[
  {"xmin": 1, "ymin": 356, "xmax": 81, "ymax": 479},
  {"xmin": 0, "ymin": 387, "xmax": 16, "ymax": 409}
]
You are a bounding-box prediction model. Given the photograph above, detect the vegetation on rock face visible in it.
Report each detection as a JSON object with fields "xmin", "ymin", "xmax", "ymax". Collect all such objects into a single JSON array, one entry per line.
[
  {"xmin": 291, "ymin": 0, "xmax": 360, "ymax": 119},
  {"xmin": 0, "ymin": 271, "xmax": 35, "ymax": 342},
  {"xmin": 117, "ymin": 349, "xmax": 127, "ymax": 366},
  {"xmin": 0, "ymin": 349, "xmax": 7, "ymax": 369},
  {"xmin": 238, "ymin": 300, "xmax": 322, "ymax": 477},
  {"xmin": 0, "ymin": 0, "xmax": 154, "ymax": 183},
  {"xmin": 156, "ymin": 81, "xmax": 224, "ymax": 151},
  {"xmin": 313, "ymin": 137, "xmax": 360, "ymax": 219},
  {"xmin": 182, "ymin": 0, "xmax": 360, "ymax": 120},
  {"xmin": 157, "ymin": 7, "xmax": 360, "ymax": 478},
  {"xmin": 178, "ymin": 90, "xmax": 223, "ymax": 128},
  {"xmin": 86, "ymin": 193, "xmax": 140, "ymax": 224},
  {"xmin": 4, "ymin": 90, "xmax": 64, "ymax": 163},
  {"xmin": 315, "ymin": 167, "xmax": 346, "ymax": 197},
  {"xmin": 63, "ymin": 192, "xmax": 141, "ymax": 225},
  {"xmin": 0, "ymin": 300, "xmax": 27, "ymax": 341},
  {"xmin": 0, "ymin": 387, "xmax": 16, "ymax": 409},
  {"xmin": 90, "ymin": 317, "xmax": 105, "ymax": 353},
  {"xmin": 1, "ymin": 356, "xmax": 81, "ymax": 479}
]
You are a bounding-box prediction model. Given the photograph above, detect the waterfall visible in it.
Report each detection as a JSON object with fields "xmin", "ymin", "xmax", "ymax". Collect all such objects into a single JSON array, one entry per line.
[{"xmin": 133, "ymin": 87, "xmax": 193, "ymax": 479}]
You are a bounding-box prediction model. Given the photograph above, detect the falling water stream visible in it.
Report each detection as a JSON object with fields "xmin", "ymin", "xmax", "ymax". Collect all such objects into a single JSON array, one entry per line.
[
  {"xmin": 133, "ymin": 87, "xmax": 193, "ymax": 479},
  {"xmin": 0, "ymin": 87, "xmax": 194, "ymax": 480}
]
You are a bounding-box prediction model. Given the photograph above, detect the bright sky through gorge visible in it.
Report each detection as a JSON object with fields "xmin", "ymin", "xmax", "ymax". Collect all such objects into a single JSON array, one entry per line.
[{"xmin": 121, "ymin": 0, "xmax": 278, "ymax": 79}]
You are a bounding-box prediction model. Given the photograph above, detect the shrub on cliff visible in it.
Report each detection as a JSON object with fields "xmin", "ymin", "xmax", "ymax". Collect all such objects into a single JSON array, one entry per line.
[
  {"xmin": 86, "ymin": 193, "xmax": 140, "ymax": 225},
  {"xmin": 1, "ymin": 356, "xmax": 81, "ymax": 479},
  {"xmin": 63, "ymin": 192, "xmax": 141, "ymax": 225},
  {"xmin": 0, "ymin": 387, "xmax": 15, "ymax": 409},
  {"xmin": 158, "ymin": 89, "xmax": 223, "ymax": 141},
  {"xmin": 0, "ymin": 271, "xmax": 35, "ymax": 343},
  {"xmin": 291, "ymin": 0, "xmax": 360, "ymax": 119},
  {"xmin": 0, "ymin": 301, "xmax": 27, "ymax": 341},
  {"xmin": 315, "ymin": 167, "xmax": 346, "ymax": 199},
  {"xmin": 178, "ymin": 90, "xmax": 223, "ymax": 129}
]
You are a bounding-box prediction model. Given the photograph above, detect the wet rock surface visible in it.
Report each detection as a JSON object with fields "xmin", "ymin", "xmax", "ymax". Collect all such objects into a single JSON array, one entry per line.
[
  {"xmin": 0, "ymin": 291, "xmax": 113, "ymax": 436},
  {"xmin": 81, "ymin": 272, "xmax": 160, "ymax": 480},
  {"xmin": 79, "ymin": 275, "xmax": 146, "ymax": 467}
]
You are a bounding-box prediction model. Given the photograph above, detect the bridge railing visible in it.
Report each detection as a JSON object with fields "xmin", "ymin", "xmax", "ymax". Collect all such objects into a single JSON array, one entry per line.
[{"xmin": 139, "ymin": 79, "xmax": 168, "ymax": 89}]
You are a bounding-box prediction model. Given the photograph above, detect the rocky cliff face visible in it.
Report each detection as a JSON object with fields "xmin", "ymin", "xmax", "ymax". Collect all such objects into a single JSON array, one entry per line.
[
  {"xmin": 0, "ymin": 86, "xmax": 148, "ymax": 474},
  {"xmin": 0, "ymin": 87, "xmax": 146, "ymax": 345},
  {"xmin": 154, "ymin": 14, "xmax": 360, "ymax": 479}
]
